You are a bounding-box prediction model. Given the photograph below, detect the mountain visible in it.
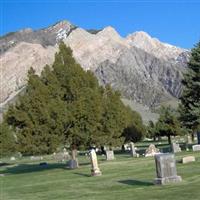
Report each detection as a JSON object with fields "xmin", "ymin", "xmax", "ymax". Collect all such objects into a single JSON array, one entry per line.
[{"xmin": 0, "ymin": 20, "xmax": 190, "ymax": 117}]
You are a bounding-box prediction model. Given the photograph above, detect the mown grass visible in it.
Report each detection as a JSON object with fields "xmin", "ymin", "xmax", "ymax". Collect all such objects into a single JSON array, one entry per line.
[{"xmin": 1, "ymin": 151, "xmax": 200, "ymax": 200}]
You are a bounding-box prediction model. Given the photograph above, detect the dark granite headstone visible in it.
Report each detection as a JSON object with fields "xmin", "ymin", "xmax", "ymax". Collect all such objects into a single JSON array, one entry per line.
[
  {"xmin": 154, "ymin": 153, "xmax": 182, "ymax": 185},
  {"xmin": 67, "ymin": 159, "xmax": 79, "ymax": 169}
]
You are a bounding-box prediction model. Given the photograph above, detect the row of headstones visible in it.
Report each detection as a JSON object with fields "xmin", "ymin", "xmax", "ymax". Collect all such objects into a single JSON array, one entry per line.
[
  {"xmin": 9, "ymin": 140, "xmax": 200, "ymax": 162},
  {"xmin": 89, "ymin": 148, "xmax": 184, "ymax": 185},
  {"xmin": 171, "ymin": 142, "xmax": 200, "ymax": 153}
]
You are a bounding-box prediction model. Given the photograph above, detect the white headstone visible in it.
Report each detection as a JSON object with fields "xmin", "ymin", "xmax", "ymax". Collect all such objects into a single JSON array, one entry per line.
[
  {"xmin": 130, "ymin": 142, "xmax": 137, "ymax": 157},
  {"xmin": 182, "ymin": 156, "xmax": 195, "ymax": 164},
  {"xmin": 192, "ymin": 145, "xmax": 200, "ymax": 151},
  {"xmin": 171, "ymin": 143, "xmax": 181, "ymax": 153},
  {"xmin": 10, "ymin": 157, "xmax": 16, "ymax": 161},
  {"xmin": 89, "ymin": 149, "xmax": 102, "ymax": 176},
  {"xmin": 187, "ymin": 135, "xmax": 192, "ymax": 144},
  {"xmin": 106, "ymin": 150, "xmax": 115, "ymax": 160},
  {"xmin": 145, "ymin": 144, "xmax": 160, "ymax": 157}
]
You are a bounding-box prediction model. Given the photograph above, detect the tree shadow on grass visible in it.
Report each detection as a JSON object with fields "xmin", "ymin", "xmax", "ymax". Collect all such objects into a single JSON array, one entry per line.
[
  {"xmin": 1, "ymin": 163, "xmax": 67, "ymax": 175},
  {"xmin": 1, "ymin": 161, "xmax": 92, "ymax": 175},
  {"xmin": 0, "ymin": 162, "xmax": 11, "ymax": 167},
  {"xmin": 118, "ymin": 179, "xmax": 154, "ymax": 186}
]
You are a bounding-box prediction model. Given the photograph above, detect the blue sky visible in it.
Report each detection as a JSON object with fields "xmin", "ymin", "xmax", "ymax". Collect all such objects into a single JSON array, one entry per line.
[{"xmin": 1, "ymin": 0, "xmax": 200, "ymax": 49}]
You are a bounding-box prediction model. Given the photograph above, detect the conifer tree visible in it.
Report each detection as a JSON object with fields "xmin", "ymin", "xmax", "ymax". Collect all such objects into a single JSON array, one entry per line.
[
  {"xmin": 179, "ymin": 41, "xmax": 200, "ymax": 136},
  {"xmin": 4, "ymin": 42, "xmax": 141, "ymax": 158},
  {"xmin": 0, "ymin": 123, "xmax": 16, "ymax": 157},
  {"xmin": 122, "ymin": 109, "xmax": 145, "ymax": 143},
  {"xmin": 155, "ymin": 106, "xmax": 182, "ymax": 144}
]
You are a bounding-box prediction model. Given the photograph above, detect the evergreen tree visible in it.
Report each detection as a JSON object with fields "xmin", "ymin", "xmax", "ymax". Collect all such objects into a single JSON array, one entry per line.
[
  {"xmin": 122, "ymin": 109, "xmax": 145, "ymax": 143},
  {"xmin": 146, "ymin": 120, "xmax": 157, "ymax": 141},
  {"xmin": 0, "ymin": 123, "xmax": 16, "ymax": 157},
  {"xmin": 155, "ymin": 106, "xmax": 182, "ymax": 144},
  {"xmin": 4, "ymin": 42, "xmax": 137, "ymax": 157},
  {"xmin": 179, "ymin": 41, "xmax": 200, "ymax": 136},
  {"xmin": 96, "ymin": 86, "xmax": 132, "ymax": 149},
  {"xmin": 5, "ymin": 68, "xmax": 65, "ymax": 155}
]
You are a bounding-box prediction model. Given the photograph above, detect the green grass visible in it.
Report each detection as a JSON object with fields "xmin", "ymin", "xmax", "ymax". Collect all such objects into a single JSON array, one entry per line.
[{"xmin": 1, "ymin": 151, "xmax": 200, "ymax": 200}]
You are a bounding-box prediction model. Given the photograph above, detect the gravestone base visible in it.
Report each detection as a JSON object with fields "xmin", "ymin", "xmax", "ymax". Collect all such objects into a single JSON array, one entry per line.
[
  {"xmin": 154, "ymin": 176, "xmax": 182, "ymax": 185},
  {"xmin": 67, "ymin": 159, "xmax": 79, "ymax": 169},
  {"xmin": 91, "ymin": 168, "xmax": 102, "ymax": 176}
]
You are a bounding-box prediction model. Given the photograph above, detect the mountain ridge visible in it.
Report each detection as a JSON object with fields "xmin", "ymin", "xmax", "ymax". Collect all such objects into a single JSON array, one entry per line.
[{"xmin": 0, "ymin": 20, "xmax": 190, "ymax": 111}]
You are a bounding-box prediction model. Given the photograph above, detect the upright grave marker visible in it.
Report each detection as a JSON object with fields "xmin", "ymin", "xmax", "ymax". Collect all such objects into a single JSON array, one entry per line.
[
  {"xmin": 67, "ymin": 149, "xmax": 79, "ymax": 169},
  {"xmin": 145, "ymin": 144, "xmax": 160, "ymax": 157},
  {"xmin": 106, "ymin": 150, "xmax": 115, "ymax": 160},
  {"xmin": 130, "ymin": 142, "xmax": 137, "ymax": 157},
  {"xmin": 187, "ymin": 135, "xmax": 192, "ymax": 144},
  {"xmin": 171, "ymin": 143, "xmax": 181, "ymax": 153},
  {"xmin": 154, "ymin": 153, "xmax": 182, "ymax": 185},
  {"xmin": 89, "ymin": 149, "xmax": 102, "ymax": 176},
  {"xmin": 192, "ymin": 145, "xmax": 200, "ymax": 152}
]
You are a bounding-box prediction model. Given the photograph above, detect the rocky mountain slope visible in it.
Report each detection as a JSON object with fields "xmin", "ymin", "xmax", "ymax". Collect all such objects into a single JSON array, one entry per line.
[{"xmin": 0, "ymin": 20, "xmax": 190, "ymax": 112}]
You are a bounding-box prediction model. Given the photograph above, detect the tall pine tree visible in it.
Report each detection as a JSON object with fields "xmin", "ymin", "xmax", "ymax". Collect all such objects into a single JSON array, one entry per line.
[
  {"xmin": 4, "ymin": 42, "xmax": 144, "ymax": 158},
  {"xmin": 179, "ymin": 41, "xmax": 200, "ymax": 136}
]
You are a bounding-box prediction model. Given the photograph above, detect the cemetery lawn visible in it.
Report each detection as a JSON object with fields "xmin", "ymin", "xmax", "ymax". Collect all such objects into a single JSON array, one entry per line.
[{"xmin": 1, "ymin": 151, "xmax": 200, "ymax": 200}]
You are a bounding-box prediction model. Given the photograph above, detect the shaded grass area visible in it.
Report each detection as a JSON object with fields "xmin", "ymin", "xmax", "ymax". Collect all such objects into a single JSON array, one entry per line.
[{"xmin": 1, "ymin": 151, "xmax": 200, "ymax": 200}]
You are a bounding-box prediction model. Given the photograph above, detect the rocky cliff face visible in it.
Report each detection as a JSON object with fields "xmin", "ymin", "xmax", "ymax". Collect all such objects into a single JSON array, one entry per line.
[{"xmin": 0, "ymin": 20, "xmax": 190, "ymax": 109}]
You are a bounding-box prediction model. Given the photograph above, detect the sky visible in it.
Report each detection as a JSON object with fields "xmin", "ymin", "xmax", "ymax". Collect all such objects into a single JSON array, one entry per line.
[{"xmin": 1, "ymin": 0, "xmax": 200, "ymax": 49}]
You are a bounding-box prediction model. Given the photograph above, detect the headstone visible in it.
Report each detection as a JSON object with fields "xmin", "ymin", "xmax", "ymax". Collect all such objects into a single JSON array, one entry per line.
[
  {"xmin": 197, "ymin": 132, "xmax": 200, "ymax": 144},
  {"xmin": 192, "ymin": 144, "xmax": 200, "ymax": 151},
  {"xmin": 89, "ymin": 149, "xmax": 102, "ymax": 176},
  {"xmin": 171, "ymin": 143, "xmax": 181, "ymax": 153},
  {"xmin": 10, "ymin": 157, "xmax": 16, "ymax": 161},
  {"xmin": 16, "ymin": 152, "xmax": 22, "ymax": 158},
  {"xmin": 154, "ymin": 153, "xmax": 182, "ymax": 185},
  {"xmin": 124, "ymin": 144, "xmax": 129, "ymax": 151},
  {"xmin": 106, "ymin": 150, "xmax": 115, "ymax": 160},
  {"xmin": 53, "ymin": 149, "xmax": 70, "ymax": 162},
  {"xmin": 145, "ymin": 144, "xmax": 160, "ymax": 157},
  {"xmin": 67, "ymin": 149, "xmax": 79, "ymax": 169},
  {"xmin": 63, "ymin": 148, "xmax": 70, "ymax": 159},
  {"xmin": 30, "ymin": 156, "xmax": 43, "ymax": 161},
  {"xmin": 187, "ymin": 135, "xmax": 192, "ymax": 144},
  {"xmin": 130, "ymin": 142, "xmax": 137, "ymax": 157},
  {"xmin": 182, "ymin": 156, "xmax": 195, "ymax": 164}
]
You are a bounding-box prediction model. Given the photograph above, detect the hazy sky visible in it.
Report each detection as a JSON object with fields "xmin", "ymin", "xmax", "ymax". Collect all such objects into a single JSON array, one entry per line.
[{"xmin": 1, "ymin": 0, "xmax": 200, "ymax": 49}]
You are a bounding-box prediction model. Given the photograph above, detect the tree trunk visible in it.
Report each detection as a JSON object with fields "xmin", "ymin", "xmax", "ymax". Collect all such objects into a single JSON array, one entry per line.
[
  {"xmin": 167, "ymin": 135, "xmax": 171, "ymax": 144},
  {"xmin": 101, "ymin": 146, "xmax": 106, "ymax": 155},
  {"xmin": 197, "ymin": 131, "xmax": 200, "ymax": 144},
  {"xmin": 121, "ymin": 144, "xmax": 125, "ymax": 152},
  {"xmin": 67, "ymin": 145, "xmax": 79, "ymax": 169},
  {"xmin": 191, "ymin": 132, "xmax": 194, "ymax": 142}
]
